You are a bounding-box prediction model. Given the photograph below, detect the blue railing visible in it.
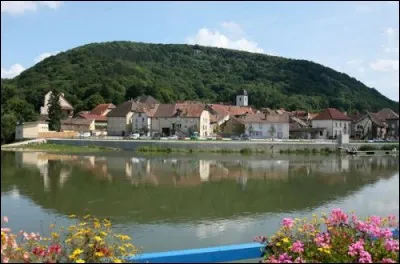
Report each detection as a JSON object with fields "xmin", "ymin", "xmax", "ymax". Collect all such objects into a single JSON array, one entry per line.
[{"xmin": 127, "ymin": 228, "xmax": 399, "ymax": 263}]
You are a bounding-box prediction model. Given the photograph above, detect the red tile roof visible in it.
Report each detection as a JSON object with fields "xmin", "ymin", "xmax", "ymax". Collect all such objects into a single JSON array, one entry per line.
[
  {"xmin": 208, "ymin": 104, "xmax": 254, "ymax": 116},
  {"xmin": 375, "ymin": 108, "xmax": 399, "ymax": 121},
  {"xmin": 312, "ymin": 108, "xmax": 351, "ymax": 121},
  {"xmin": 153, "ymin": 103, "xmax": 206, "ymax": 118},
  {"xmin": 233, "ymin": 113, "xmax": 289, "ymax": 124},
  {"xmin": 78, "ymin": 113, "xmax": 108, "ymax": 122},
  {"xmin": 90, "ymin": 104, "xmax": 116, "ymax": 116}
]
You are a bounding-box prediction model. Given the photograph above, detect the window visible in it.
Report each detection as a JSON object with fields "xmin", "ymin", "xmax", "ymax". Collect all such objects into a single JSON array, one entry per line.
[
  {"xmin": 340, "ymin": 123, "xmax": 342, "ymax": 127},
  {"xmin": 138, "ymin": 113, "xmax": 142, "ymax": 117},
  {"xmin": 320, "ymin": 131, "xmax": 323, "ymax": 136},
  {"xmin": 142, "ymin": 117, "xmax": 145, "ymax": 122},
  {"xmin": 176, "ymin": 124, "xmax": 181, "ymax": 129},
  {"xmin": 336, "ymin": 122, "xmax": 338, "ymax": 127}
]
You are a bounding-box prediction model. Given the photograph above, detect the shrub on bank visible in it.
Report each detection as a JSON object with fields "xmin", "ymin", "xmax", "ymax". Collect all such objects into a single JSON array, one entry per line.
[
  {"xmin": 255, "ymin": 209, "xmax": 399, "ymax": 263},
  {"xmin": 1, "ymin": 215, "xmax": 137, "ymax": 263}
]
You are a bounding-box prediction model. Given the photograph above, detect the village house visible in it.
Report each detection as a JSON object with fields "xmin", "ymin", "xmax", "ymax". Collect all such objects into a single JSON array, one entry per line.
[
  {"xmin": 311, "ymin": 108, "xmax": 352, "ymax": 139},
  {"xmin": 40, "ymin": 91, "xmax": 74, "ymax": 119},
  {"xmin": 289, "ymin": 116, "xmax": 327, "ymax": 139},
  {"xmin": 375, "ymin": 108, "xmax": 399, "ymax": 139},
  {"xmin": 77, "ymin": 103, "xmax": 116, "ymax": 135},
  {"xmin": 151, "ymin": 103, "xmax": 211, "ymax": 137},
  {"xmin": 15, "ymin": 121, "xmax": 49, "ymax": 141},
  {"xmin": 61, "ymin": 118, "xmax": 95, "ymax": 134},
  {"xmin": 131, "ymin": 104, "xmax": 159, "ymax": 136},
  {"xmin": 351, "ymin": 112, "xmax": 386, "ymax": 140},
  {"xmin": 107, "ymin": 96, "xmax": 159, "ymax": 136},
  {"xmin": 206, "ymin": 89, "xmax": 255, "ymax": 134},
  {"xmin": 222, "ymin": 110, "xmax": 290, "ymax": 139}
]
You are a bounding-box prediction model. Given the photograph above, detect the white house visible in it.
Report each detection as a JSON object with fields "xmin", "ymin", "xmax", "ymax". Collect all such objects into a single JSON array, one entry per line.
[
  {"xmin": 311, "ymin": 108, "xmax": 352, "ymax": 139},
  {"xmin": 222, "ymin": 112, "xmax": 290, "ymax": 139},
  {"xmin": 151, "ymin": 103, "xmax": 211, "ymax": 137},
  {"xmin": 15, "ymin": 121, "xmax": 49, "ymax": 141},
  {"xmin": 107, "ymin": 96, "xmax": 159, "ymax": 136},
  {"xmin": 132, "ymin": 104, "xmax": 159, "ymax": 136},
  {"xmin": 40, "ymin": 91, "xmax": 74, "ymax": 117}
]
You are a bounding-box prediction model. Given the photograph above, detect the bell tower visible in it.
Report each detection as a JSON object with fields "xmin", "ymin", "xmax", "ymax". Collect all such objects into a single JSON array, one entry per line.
[{"xmin": 236, "ymin": 89, "xmax": 248, "ymax": 107}]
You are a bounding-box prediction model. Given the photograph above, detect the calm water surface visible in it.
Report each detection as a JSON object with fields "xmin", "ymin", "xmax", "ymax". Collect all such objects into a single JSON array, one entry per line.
[{"xmin": 1, "ymin": 151, "xmax": 399, "ymax": 252}]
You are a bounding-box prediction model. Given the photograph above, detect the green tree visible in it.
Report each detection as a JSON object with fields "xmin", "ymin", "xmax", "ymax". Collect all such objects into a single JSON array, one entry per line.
[
  {"xmin": 85, "ymin": 93, "xmax": 105, "ymax": 110},
  {"xmin": 4, "ymin": 97, "xmax": 37, "ymax": 122},
  {"xmin": 1, "ymin": 112, "xmax": 17, "ymax": 144},
  {"xmin": 48, "ymin": 91, "xmax": 62, "ymax": 131}
]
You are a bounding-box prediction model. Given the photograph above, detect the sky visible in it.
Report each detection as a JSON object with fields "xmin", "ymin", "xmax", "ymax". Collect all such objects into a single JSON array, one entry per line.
[{"xmin": 1, "ymin": 1, "xmax": 399, "ymax": 102}]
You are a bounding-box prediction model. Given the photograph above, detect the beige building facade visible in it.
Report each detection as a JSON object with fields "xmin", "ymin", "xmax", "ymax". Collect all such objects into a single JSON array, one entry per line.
[{"xmin": 15, "ymin": 121, "xmax": 49, "ymax": 141}]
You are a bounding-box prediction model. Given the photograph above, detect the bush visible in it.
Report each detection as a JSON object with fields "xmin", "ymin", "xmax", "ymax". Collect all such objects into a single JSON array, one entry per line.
[
  {"xmin": 381, "ymin": 144, "xmax": 399, "ymax": 151},
  {"xmin": 255, "ymin": 209, "xmax": 399, "ymax": 263},
  {"xmin": 1, "ymin": 215, "xmax": 137, "ymax": 263},
  {"xmin": 359, "ymin": 145, "xmax": 378, "ymax": 151}
]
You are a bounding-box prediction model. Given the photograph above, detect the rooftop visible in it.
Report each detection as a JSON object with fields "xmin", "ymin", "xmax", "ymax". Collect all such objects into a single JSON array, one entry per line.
[{"xmin": 312, "ymin": 108, "xmax": 351, "ymax": 121}]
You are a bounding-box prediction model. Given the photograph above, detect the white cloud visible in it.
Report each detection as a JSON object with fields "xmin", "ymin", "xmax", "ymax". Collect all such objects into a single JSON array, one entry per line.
[
  {"xmin": 220, "ymin": 21, "xmax": 244, "ymax": 38},
  {"xmin": 370, "ymin": 59, "xmax": 399, "ymax": 72},
  {"xmin": 1, "ymin": 1, "xmax": 62, "ymax": 15},
  {"xmin": 1, "ymin": 64, "xmax": 26, "ymax": 79},
  {"xmin": 34, "ymin": 51, "xmax": 59, "ymax": 63},
  {"xmin": 186, "ymin": 24, "xmax": 264, "ymax": 54}
]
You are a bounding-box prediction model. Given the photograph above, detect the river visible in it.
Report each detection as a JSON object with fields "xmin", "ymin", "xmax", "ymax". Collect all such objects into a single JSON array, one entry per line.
[{"xmin": 1, "ymin": 151, "xmax": 399, "ymax": 253}]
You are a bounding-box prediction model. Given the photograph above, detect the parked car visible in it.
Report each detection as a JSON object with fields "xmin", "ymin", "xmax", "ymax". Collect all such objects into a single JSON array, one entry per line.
[
  {"xmin": 152, "ymin": 133, "xmax": 161, "ymax": 140},
  {"xmin": 216, "ymin": 135, "xmax": 223, "ymax": 140},
  {"xmin": 139, "ymin": 135, "xmax": 151, "ymax": 140},
  {"xmin": 190, "ymin": 132, "xmax": 199, "ymax": 140},
  {"xmin": 240, "ymin": 134, "xmax": 251, "ymax": 140},
  {"xmin": 129, "ymin": 133, "xmax": 140, "ymax": 139},
  {"xmin": 231, "ymin": 135, "xmax": 240, "ymax": 141},
  {"xmin": 80, "ymin": 132, "xmax": 91, "ymax": 138},
  {"xmin": 168, "ymin": 135, "xmax": 178, "ymax": 140}
]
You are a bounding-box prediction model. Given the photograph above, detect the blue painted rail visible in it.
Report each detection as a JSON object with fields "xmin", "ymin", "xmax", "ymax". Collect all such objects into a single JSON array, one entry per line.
[{"xmin": 127, "ymin": 228, "xmax": 399, "ymax": 263}]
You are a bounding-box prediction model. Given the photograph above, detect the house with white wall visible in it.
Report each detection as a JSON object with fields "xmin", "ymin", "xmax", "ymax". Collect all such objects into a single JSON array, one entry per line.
[
  {"xmin": 15, "ymin": 121, "xmax": 49, "ymax": 141},
  {"xmin": 107, "ymin": 96, "xmax": 159, "ymax": 136},
  {"xmin": 311, "ymin": 108, "xmax": 351, "ymax": 139},
  {"xmin": 151, "ymin": 103, "xmax": 211, "ymax": 137},
  {"xmin": 222, "ymin": 111, "xmax": 290, "ymax": 139},
  {"xmin": 40, "ymin": 91, "xmax": 74, "ymax": 118},
  {"xmin": 132, "ymin": 104, "xmax": 159, "ymax": 136}
]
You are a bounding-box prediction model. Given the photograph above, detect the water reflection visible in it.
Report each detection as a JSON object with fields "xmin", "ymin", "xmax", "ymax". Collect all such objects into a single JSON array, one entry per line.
[{"xmin": 2, "ymin": 151, "xmax": 398, "ymax": 224}]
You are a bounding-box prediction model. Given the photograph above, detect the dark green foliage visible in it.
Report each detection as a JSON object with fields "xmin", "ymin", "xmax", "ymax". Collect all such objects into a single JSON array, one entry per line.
[
  {"xmin": 48, "ymin": 90, "xmax": 62, "ymax": 131},
  {"xmin": 85, "ymin": 93, "xmax": 105, "ymax": 110},
  {"xmin": 1, "ymin": 112, "xmax": 17, "ymax": 144},
  {"xmin": 381, "ymin": 144, "xmax": 399, "ymax": 151}
]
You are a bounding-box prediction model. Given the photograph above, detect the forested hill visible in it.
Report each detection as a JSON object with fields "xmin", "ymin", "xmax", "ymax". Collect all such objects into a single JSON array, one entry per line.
[{"xmin": 1, "ymin": 41, "xmax": 399, "ymax": 142}]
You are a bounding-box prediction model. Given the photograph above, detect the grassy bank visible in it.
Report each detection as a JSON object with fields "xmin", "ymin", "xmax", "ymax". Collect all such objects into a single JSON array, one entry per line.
[
  {"xmin": 358, "ymin": 144, "xmax": 399, "ymax": 151},
  {"xmin": 279, "ymin": 147, "xmax": 335, "ymax": 155},
  {"xmin": 6, "ymin": 143, "xmax": 118, "ymax": 153}
]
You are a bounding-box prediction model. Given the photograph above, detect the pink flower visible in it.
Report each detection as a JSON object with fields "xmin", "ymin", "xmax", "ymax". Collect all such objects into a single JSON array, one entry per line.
[
  {"xmin": 23, "ymin": 252, "xmax": 30, "ymax": 261},
  {"xmin": 291, "ymin": 240, "xmax": 304, "ymax": 253},
  {"xmin": 266, "ymin": 256, "xmax": 280, "ymax": 263},
  {"xmin": 384, "ymin": 239, "xmax": 399, "ymax": 252},
  {"xmin": 314, "ymin": 232, "xmax": 330, "ymax": 248},
  {"xmin": 2, "ymin": 257, "xmax": 9, "ymax": 263},
  {"xmin": 282, "ymin": 218, "xmax": 295, "ymax": 229},
  {"xmin": 355, "ymin": 220, "xmax": 369, "ymax": 233},
  {"xmin": 378, "ymin": 228, "xmax": 393, "ymax": 239},
  {"xmin": 3, "ymin": 216, "xmax": 8, "ymax": 223},
  {"xmin": 294, "ymin": 257, "xmax": 305, "ymax": 263},
  {"xmin": 278, "ymin": 253, "xmax": 293, "ymax": 263},
  {"xmin": 388, "ymin": 215, "xmax": 398, "ymax": 227},
  {"xmin": 327, "ymin": 208, "xmax": 348, "ymax": 225},
  {"xmin": 358, "ymin": 250, "xmax": 372, "ymax": 263},
  {"xmin": 369, "ymin": 216, "xmax": 382, "ymax": 227},
  {"xmin": 348, "ymin": 239, "xmax": 364, "ymax": 257},
  {"xmin": 382, "ymin": 258, "xmax": 396, "ymax": 263}
]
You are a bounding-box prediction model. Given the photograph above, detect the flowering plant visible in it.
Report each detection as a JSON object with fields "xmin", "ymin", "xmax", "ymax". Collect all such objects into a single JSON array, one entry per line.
[
  {"xmin": 1, "ymin": 215, "xmax": 137, "ymax": 263},
  {"xmin": 255, "ymin": 209, "xmax": 399, "ymax": 263}
]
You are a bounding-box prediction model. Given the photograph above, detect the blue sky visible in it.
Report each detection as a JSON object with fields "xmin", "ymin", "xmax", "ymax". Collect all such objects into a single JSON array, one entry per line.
[{"xmin": 1, "ymin": 1, "xmax": 399, "ymax": 101}]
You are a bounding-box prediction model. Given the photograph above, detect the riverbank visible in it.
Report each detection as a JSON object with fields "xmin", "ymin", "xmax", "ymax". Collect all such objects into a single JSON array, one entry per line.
[{"xmin": 1, "ymin": 143, "xmax": 118, "ymax": 153}]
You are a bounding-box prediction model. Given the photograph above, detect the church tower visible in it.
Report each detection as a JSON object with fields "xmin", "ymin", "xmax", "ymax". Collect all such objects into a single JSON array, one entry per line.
[{"xmin": 236, "ymin": 89, "xmax": 248, "ymax": 107}]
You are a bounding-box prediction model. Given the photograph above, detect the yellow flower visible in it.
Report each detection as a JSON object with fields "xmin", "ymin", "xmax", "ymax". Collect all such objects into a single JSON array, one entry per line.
[
  {"xmin": 51, "ymin": 232, "xmax": 59, "ymax": 239},
  {"xmin": 112, "ymin": 258, "xmax": 122, "ymax": 263},
  {"xmin": 104, "ymin": 223, "xmax": 111, "ymax": 228},
  {"xmin": 100, "ymin": 231, "xmax": 107, "ymax": 237},
  {"xmin": 68, "ymin": 225, "xmax": 77, "ymax": 231},
  {"xmin": 297, "ymin": 228, "xmax": 303, "ymax": 232},
  {"xmin": 282, "ymin": 237, "xmax": 290, "ymax": 244},
  {"xmin": 88, "ymin": 244, "xmax": 94, "ymax": 248},
  {"xmin": 119, "ymin": 246, "xmax": 126, "ymax": 252},
  {"xmin": 276, "ymin": 242, "xmax": 281, "ymax": 247},
  {"xmin": 317, "ymin": 247, "xmax": 323, "ymax": 252},
  {"xmin": 49, "ymin": 224, "xmax": 56, "ymax": 229},
  {"xmin": 324, "ymin": 248, "xmax": 331, "ymax": 254},
  {"xmin": 78, "ymin": 222, "xmax": 87, "ymax": 227},
  {"xmin": 94, "ymin": 236, "xmax": 102, "ymax": 242},
  {"xmin": 95, "ymin": 252, "xmax": 105, "ymax": 257},
  {"xmin": 75, "ymin": 259, "xmax": 85, "ymax": 263},
  {"xmin": 73, "ymin": 248, "xmax": 84, "ymax": 256},
  {"xmin": 69, "ymin": 214, "xmax": 76, "ymax": 218},
  {"xmin": 94, "ymin": 222, "xmax": 101, "ymax": 229},
  {"xmin": 83, "ymin": 214, "xmax": 91, "ymax": 219}
]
